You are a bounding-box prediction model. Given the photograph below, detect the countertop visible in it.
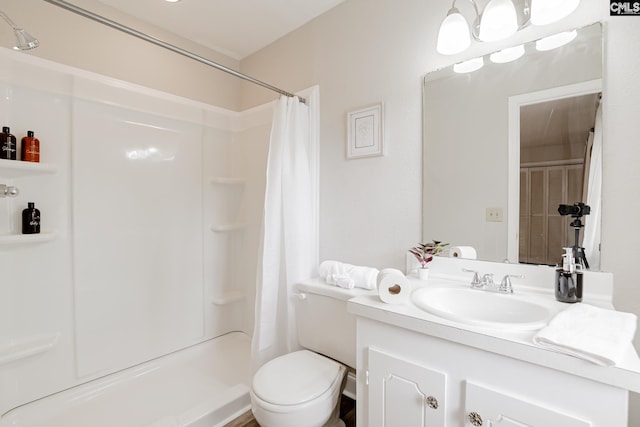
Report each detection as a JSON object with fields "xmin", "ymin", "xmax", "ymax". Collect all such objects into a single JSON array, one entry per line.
[{"xmin": 347, "ymin": 275, "xmax": 640, "ymax": 394}]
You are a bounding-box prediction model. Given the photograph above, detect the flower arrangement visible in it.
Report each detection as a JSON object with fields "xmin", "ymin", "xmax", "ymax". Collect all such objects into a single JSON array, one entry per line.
[{"xmin": 409, "ymin": 240, "xmax": 449, "ymax": 269}]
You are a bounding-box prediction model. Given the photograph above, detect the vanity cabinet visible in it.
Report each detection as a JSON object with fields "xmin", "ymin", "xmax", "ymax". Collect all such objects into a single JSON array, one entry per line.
[
  {"xmin": 367, "ymin": 347, "xmax": 446, "ymax": 426},
  {"xmin": 357, "ymin": 317, "xmax": 627, "ymax": 427}
]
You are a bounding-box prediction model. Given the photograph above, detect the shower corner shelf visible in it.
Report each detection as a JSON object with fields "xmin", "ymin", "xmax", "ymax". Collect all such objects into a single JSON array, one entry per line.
[
  {"xmin": 209, "ymin": 176, "xmax": 246, "ymax": 185},
  {"xmin": 0, "ymin": 159, "xmax": 57, "ymax": 177},
  {"xmin": 0, "ymin": 232, "xmax": 58, "ymax": 245},
  {"xmin": 210, "ymin": 223, "xmax": 246, "ymax": 233},
  {"xmin": 211, "ymin": 291, "xmax": 246, "ymax": 306},
  {"xmin": 0, "ymin": 334, "xmax": 59, "ymax": 366}
]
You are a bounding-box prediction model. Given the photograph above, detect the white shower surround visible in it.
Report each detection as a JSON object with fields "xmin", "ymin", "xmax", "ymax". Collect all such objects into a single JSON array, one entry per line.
[{"xmin": 0, "ymin": 47, "xmax": 271, "ymax": 418}]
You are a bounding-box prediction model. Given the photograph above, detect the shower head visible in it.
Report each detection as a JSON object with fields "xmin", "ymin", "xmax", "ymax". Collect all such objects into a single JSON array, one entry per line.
[{"xmin": 0, "ymin": 10, "xmax": 39, "ymax": 50}]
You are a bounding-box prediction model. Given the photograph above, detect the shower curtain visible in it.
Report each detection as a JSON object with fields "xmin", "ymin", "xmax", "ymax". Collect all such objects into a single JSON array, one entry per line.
[
  {"xmin": 583, "ymin": 101, "xmax": 602, "ymax": 270},
  {"xmin": 251, "ymin": 90, "xmax": 319, "ymax": 372}
]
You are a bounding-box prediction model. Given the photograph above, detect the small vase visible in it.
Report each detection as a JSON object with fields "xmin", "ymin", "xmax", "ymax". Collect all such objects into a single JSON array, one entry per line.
[{"xmin": 418, "ymin": 267, "xmax": 430, "ymax": 281}]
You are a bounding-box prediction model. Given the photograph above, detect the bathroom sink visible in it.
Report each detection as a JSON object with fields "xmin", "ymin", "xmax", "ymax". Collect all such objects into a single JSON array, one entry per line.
[{"xmin": 411, "ymin": 286, "xmax": 554, "ymax": 330}]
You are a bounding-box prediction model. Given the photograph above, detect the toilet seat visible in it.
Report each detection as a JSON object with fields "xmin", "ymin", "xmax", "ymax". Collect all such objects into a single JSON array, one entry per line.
[
  {"xmin": 250, "ymin": 350, "xmax": 347, "ymax": 426},
  {"xmin": 252, "ymin": 350, "xmax": 344, "ymax": 406}
]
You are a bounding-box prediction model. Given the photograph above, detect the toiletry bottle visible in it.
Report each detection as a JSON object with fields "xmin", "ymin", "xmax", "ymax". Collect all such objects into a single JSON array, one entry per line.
[
  {"xmin": 22, "ymin": 202, "xmax": 41, "ymax": 234},
  {"xmin": 21, "ymin": 131, "xmax": 40, "ymax": 162},
  {"xmin": 0, "ymin": 126, "xmax": 17, "ymax": 160}
]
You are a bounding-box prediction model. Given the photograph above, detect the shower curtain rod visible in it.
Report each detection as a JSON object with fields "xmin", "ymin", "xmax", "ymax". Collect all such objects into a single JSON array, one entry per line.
[{"xmin": 42, "ymin": 0, "xmax": 306, "ymax": 104}]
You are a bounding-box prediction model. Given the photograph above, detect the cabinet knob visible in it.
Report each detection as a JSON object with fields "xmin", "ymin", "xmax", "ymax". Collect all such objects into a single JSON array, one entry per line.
[
  {"xmin": 468, "ymin": 411, "xmax": 483, "ymax": 426},
  {"xmin": 425, "ymin": 396, "xmax": 439, "ymax": 410}
]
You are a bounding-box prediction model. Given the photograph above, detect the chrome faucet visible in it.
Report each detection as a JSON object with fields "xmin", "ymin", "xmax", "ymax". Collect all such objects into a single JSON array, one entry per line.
[{"xmin": 462, "ymin": 269, "xmax": 524, "ymax": 294}]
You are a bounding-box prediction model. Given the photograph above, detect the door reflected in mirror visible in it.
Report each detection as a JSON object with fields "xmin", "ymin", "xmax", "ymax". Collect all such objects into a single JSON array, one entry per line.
[
  {"xmin": 423, "ymin": 23, "xmax": 602, "ymax": 268},
  {"xmin": 517, "ymin": 91, "xmax": 601, "ymax": 267}
]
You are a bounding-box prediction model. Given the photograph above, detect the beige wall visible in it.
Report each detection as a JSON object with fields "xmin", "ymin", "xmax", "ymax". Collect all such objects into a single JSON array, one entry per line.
[{"xmin": 1, "ymin": 0, "xmax": 242, "ymax": 110}]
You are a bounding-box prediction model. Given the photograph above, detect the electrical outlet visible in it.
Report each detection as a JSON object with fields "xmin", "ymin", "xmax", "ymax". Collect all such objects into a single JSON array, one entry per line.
[{"xmin": 486, "ymin": 207, "xmax": 503, "ymax": 222}]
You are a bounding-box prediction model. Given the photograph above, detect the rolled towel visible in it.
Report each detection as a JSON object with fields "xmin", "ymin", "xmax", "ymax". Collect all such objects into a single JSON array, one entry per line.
[
  {"xmin": 318, "ymin": 260, "xmax": 379, "ymax": 290},
  {"xmin": 533, "ymin": 303, "xmax": 638, "ymax": 366}
]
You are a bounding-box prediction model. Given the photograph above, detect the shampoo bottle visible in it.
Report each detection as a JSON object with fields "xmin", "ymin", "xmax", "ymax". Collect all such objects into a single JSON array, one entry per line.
[
  {"xmin": 0, "ymin": 126, "xmax": 17, "ymax": 160},
  {"xmin": 22, "ymin": 202, "xmax": 41, "ymax": 234},
  {"xmin": 21, "ymin": 131, "xmax": 40, "ymax": 162}
]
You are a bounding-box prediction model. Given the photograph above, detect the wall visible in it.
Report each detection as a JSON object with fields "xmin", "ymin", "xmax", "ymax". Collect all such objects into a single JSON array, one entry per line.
[{"xmin": 0, "ymin": 0, "xmax": 242, "ymax": 111}]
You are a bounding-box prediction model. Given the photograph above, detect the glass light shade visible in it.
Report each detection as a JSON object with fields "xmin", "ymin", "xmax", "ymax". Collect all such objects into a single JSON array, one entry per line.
[
  {"xmin": 453, "ymin": 57, "xmax": 484, "ymax": 73},
  {"xmin": 479, "ymin": 0, "xmax": 518, "ymax": 42},
  {"xmin": 531, "ymin": 0, "xmax": 580, "ymax": 26},
  {"xmin": 490, "ymin": 44, "xmax": 525, "ymax": 63},
  {"xmin": 436, "ymin": 8, "xmax": 471, "ymax": 55},
  {"xmin": 535, "ymin": 30, "xmax": 577, "ymax": 51}
]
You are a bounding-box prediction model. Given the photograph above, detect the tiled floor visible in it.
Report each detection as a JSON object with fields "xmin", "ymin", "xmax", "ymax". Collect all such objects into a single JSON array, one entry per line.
[{"xmin": 224, "ymin": 396, "xmax": 356, "ymax": 427}]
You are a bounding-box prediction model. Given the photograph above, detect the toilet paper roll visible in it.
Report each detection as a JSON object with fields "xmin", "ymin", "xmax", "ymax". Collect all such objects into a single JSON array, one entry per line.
[
  {"xmin": 449, "ymin": 246, "xmax": 477, "ymax": 260},
  {"xmin": 377, "ymin": 268, "xmax": 412, "ymax": 305}
]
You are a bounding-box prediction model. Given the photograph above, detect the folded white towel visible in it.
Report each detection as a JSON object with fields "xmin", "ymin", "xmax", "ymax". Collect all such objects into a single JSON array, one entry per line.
[
  {"xmin": 318, "ymin": 260, "xmax": 379, "ymax": 290},
  {"xmin": 533, "ymin": 303, "xmax": 638, "ymax": 366}
]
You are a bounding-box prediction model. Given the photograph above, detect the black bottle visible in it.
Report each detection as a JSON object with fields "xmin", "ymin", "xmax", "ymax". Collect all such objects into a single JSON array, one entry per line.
[
  {"xmin": 22, "ymin": 202, "xmax": 41, "ymax": 234},
  {"xmin": 1, "ymin": 126, "xmax": 17, "ymax": 160}
]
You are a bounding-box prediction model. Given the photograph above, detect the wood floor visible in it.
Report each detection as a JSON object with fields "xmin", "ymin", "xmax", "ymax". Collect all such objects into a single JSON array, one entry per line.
[{"xmin": 224, "ymin": 396, "xmax": 356, "ymax": 427}]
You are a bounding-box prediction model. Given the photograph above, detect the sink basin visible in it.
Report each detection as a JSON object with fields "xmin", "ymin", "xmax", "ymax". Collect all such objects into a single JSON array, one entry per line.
[{"xmin": 411, "ymin": 286, "xmax": 554, "ymax": 330}]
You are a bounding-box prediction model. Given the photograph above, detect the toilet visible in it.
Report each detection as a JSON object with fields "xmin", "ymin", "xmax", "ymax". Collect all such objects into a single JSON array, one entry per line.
[{"xmin": 250, "ymin": 280, "xmax": 371, "ymax": 427}]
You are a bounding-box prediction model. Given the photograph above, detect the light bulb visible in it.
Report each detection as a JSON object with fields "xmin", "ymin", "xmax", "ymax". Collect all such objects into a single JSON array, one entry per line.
[
  {"xmin": 453, "ymin": 57, "xmax": 484, "ymax": 73},
  {"xmin": 490, "ymin": 45, "xmax": 525, "ymax": 63},
  {"xmin": 536, "ymin": 30, "xmax": 577, "ymax": 51},
  {"xmin": 436, "ymin": 8, "xmax": 471, "ymax": 55},
  {"xmin": 531, "ymin": 0, "xmax": 580, "ymax": 26},
  {"xmin": 479, "ymin": 0, "xmax": 518, "ymax": 42}
]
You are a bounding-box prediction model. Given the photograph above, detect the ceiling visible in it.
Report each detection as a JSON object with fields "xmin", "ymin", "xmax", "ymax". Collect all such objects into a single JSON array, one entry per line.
[
  {"xmin": 520, "ymin": 93, "xmax": 600, "ymax": 149},
  {"xmin": 95, "ymin": 0, "xmax": 346, "ymax": 60}
]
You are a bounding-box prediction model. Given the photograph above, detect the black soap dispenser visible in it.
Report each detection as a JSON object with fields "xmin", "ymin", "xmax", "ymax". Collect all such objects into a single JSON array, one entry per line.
[
  {"xmin": 555, "ymin": 247, "xmax": 583, "ymax": 303},
  {"xmin": 22, "ymin": 202, "xmax": 41, "ymax": 234}
]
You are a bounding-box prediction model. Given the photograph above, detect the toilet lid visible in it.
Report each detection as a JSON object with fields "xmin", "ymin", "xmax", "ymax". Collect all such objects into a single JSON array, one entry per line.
[{"xmin": 252, "ymin": 350, "xmax": 343, "ymax": 406}]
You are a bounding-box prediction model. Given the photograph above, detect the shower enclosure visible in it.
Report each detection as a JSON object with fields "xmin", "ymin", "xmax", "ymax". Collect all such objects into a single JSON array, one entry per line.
[{"xmin": 0, "ymin": 43, "xmax": 275, "ymax": 425}]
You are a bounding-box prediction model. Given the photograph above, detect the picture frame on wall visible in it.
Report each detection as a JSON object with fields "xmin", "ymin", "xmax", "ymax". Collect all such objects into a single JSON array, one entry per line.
[{"xmin": 346, "ymin": 102, "xmax": 384, "ymax": 159}]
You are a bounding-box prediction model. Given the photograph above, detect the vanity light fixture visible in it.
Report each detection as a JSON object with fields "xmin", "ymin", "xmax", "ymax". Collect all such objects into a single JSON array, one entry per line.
[
  {"xmin": 489, "ymin": 44, "xmax": 525, "ymax": 63},
  {"xmin": 436, "ymin": 0, "xmax": 581, "ymax": 55},
  {"xmin": 535, "ymin": 29, "xmax": 577, "ymax": 51},
  {"xmin": 453, "ymin": 57, "xmax": 484, "ymax": 73}
]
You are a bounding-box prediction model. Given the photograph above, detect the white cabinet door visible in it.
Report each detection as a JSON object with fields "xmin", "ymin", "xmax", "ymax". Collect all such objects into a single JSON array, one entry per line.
[
  {"xmin": 464, "ymin": 381, "xmax": 591, "ymax": 427},
  {"xmin": 368, "ymin": 347, "xmax": 446, "ymax": 427}
]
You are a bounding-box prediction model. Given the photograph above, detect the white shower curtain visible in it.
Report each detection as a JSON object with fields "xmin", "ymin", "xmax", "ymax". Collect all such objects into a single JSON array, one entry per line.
[
  {"xmin": 251, "ymin": 89, "xmax": 319, "ymax": 372},
  {"xmin": 583, "ymin": 101, "xmax": 602, "ymax": 270}
]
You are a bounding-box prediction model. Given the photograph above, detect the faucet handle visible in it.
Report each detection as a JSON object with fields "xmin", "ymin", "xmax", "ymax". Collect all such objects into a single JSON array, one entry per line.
[
  {"xmin": 462, "ymin": 268, "xmax": 482, "ymax": 288},
  {"xmin": 499, "ymin": 274, "xmax": 524, "ymax": 294}
]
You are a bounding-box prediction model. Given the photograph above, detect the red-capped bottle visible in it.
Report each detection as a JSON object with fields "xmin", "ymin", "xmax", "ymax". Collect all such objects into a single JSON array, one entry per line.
[{"xmin": 21, "ymin": 131, "xmax": 40, "ymax": 162}]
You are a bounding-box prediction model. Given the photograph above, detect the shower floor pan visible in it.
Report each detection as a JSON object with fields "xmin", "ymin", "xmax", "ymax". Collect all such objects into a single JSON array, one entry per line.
[{"xmin": 1, "ymin": 332, "xmax": 251, "ymax": 427}]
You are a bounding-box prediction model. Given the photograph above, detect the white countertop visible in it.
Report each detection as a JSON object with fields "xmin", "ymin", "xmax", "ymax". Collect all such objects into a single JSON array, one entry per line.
[{"xmin": 347, "ymin": 275, "xmax": 640, "ymax": 394}]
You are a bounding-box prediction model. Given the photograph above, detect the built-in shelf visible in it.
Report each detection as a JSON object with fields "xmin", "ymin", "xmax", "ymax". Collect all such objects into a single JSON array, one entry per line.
[
  {"xmin": 0, "ymin": 334, "xmax": 59, "ymax": 366},
  {"xmin": 0, "ymin": 159, "xmax": 57, "ymax": 178},
  {"xmin": 210, "ymin": 224, "xmax": 246, "ymax": 233},
  {"xmin": 211, "ymin": 291, "xmax": 246, "ymax": 306},
  {"xmin": 209, "ymin": 176, "xmax": 246, "ymax": 185},
  {"xmin": 0, "ymin": 232, "xmax": 58, "ymax": 245}
]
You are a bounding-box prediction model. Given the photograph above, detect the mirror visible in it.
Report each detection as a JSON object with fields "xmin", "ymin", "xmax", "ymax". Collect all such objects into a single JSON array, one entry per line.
[{"xmin": 422, "ymin": 23, "xmax": 602, "ymax": 266}]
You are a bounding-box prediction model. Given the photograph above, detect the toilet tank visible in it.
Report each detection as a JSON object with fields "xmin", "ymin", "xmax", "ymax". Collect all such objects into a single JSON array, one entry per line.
[{"xmin": 295, "ymin": 279, "xmax": 375, "ymax": 368}]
